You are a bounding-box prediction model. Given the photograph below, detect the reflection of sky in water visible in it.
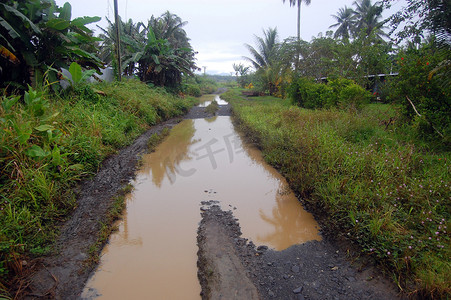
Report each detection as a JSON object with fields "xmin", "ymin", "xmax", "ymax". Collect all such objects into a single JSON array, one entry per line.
[
  {"xmin": 83, "ymin": 113, "xmax": 320, "ymax": 300},
  {"xmin": 197, "ymin": 94, "xmax": 228, "ymax": 107}
]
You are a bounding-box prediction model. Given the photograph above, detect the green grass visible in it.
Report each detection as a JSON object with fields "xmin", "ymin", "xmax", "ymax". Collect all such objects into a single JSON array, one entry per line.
[
  {"xmin": 0, "ymin": 79, "xmax": 196, "ymax": 291},
  {"xmin": 222, "ymin": 89, "xmax": 450, "ymax": 298}
]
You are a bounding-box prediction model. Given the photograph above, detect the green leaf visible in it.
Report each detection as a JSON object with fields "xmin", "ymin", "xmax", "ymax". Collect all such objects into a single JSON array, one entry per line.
[
  {"xmin": 25, "ymin": 145, "xmax": 50, "ymax": 158},
  {"xmin": 69, "ymin": 62, "xmax": 82, "ymax": 84},
  {"xmin": 66, "ymin": 47, "xmax": 100, "ymax": 62},
  {"xmin": 80, "ymin": 69, "xmax": 96, "ymax": 82},
  {"xmin": 68, "ymin": 164, "xmax": 84, "ymax": 170},
  {"xmin": 35, "ymin": 125, "xmax": 55, "ymax": 132},
  {"xmin": 152, "ymin": 54, "xmax": 160, "ymax": 65},
  {"xmin": 59, "ymin": 2, "xmax": 72, "ymax": 21},
  {"xmin": 51, "ymin": 146, "xmax": 63, "ymax": 166},
  {"xmin": 0, "ymin": 33, "xmax": 16, "ymax": 51},
  {"xmin": 1, "ymin": 96, "xmax": 19, "ymax": 112},
  {"xmin": 71, "ymin": 16, "xmax": 101, "ymax": 27},
  {"xmin": 0, "ymin": 17, "xmax": 20, "ymax": 39},
  {"xmin": 0, "ymin": 4, "xmax": 41, "ymax": 35},
  {"xmin": 15, "ymin": 122, "xmax": 32, "ymax": 145},
  {"xmin": 46, "ymin": 19, "xmax": 71, "ymax": 31}
]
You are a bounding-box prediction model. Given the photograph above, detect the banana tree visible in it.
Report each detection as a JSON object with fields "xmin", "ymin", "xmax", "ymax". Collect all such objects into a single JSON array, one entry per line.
[
  {"xmin": 137, "ymin": 27, "xmax": 195, "ymax": 87},
  {"xmin": 0, "ymin": 0, "xmax": 102, "ymax": 91}
]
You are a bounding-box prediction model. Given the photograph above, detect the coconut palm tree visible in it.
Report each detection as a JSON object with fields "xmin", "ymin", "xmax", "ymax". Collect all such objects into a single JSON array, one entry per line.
[
  {"xmin": 353, "ymin": 0, "xmax": 386, "ymax": 39},
  {"xmin": 282, "ymin": 0, "xmax": 312, "ymax": 41},
  {"xmin": 243, "ymin": 27, "xmax": 280, "ymax": 70},
  {"xmin": 147, "ymin": 11, "xmax": 190, "ymax": 48},
  {"xmin": 329, "ymin": 6, "xmax": 356, "ymax": 40},
  {"xmin": 243, "ymin": 28, "xmax": 282, "ymax": 95}
]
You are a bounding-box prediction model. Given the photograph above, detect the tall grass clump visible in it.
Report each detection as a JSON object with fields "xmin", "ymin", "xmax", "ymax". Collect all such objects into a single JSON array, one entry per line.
[
  {"xmin": 0, "ymin": 79, "xmax": 195, "ymax": 289},
  {"xmin": 223, "ymin": 89, "xmax": 450, "ymax": 298}
]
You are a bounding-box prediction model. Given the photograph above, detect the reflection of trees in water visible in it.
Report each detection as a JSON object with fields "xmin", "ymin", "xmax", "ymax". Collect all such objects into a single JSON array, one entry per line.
[
  {"xmin": 257, "ymin": 182, "xmax": 318, "ymax": 250},
  {"xmin": 113, "ymin": 202, "xmax": 143, "ymax": 247},
  {"xmin": 139, "ymin": 119, "xmax": 198, "ymax": 187},
  {"xmin": 204, "ymin": 116, "xmax": 217, "ymax": 123}
]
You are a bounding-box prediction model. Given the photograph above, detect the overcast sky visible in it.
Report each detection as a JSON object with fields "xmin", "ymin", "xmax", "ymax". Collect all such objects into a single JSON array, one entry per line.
[{"xmin": 56, "ymin": 0, "xmax": 408, "ymax": 75}]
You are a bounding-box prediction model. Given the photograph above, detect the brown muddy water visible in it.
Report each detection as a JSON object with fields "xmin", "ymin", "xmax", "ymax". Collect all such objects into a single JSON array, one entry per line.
[{"xmin": 82, "ymin": 101, "xmax": 321, "ymax": 299}]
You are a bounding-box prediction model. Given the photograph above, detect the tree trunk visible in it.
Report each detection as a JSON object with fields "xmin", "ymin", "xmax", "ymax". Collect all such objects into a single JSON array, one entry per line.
[
  {"xmin": 295, "ymin": 1, "xmax": 301, "ymax": 72},
  {"xmin": 297, "ymin": 2, "xmax": 301, "ymax": 41}
]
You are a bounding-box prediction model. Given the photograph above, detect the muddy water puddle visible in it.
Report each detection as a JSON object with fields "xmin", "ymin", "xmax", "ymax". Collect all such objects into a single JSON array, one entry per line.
[
  {"xmin": 82, "ymin": 108, "xmax": 320, "ymax": 299},
  {"xmin": 197, "ymin": 94, "xmax": 228, "ymax": 107}
]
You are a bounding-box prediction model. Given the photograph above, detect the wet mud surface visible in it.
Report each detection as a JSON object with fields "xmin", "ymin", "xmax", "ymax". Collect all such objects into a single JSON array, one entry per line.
[{"xmin": 198, "ymin": 203, "xmax": 403, "ymax": 300}]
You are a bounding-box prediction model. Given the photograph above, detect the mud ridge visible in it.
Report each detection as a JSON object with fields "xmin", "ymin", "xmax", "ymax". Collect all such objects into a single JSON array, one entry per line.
[{"xmin": 197, "ymin": 203, "xmax": 405, "ymax": 300}]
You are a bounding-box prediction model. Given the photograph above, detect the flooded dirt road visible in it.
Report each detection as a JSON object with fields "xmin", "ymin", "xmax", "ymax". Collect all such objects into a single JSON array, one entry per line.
[{"xmin": 82, "ymin": 97, "xmax": 321, "ymax": 299}]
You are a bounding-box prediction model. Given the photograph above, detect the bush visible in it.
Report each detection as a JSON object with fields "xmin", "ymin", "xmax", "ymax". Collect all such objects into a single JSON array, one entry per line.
[
  {"xmin": 289, "ymin": 76, "xmax": 371, "ymax": 111},
  {"xmin": 389, "ymin": 43, "xmax": 450, "ymax": 144},
  {"xmin": 338, "ymin": 84, "xmax": 371, "ymax": 111},
  {"xmin": 184, "ymin": 84, "xmax": 202, "ymax": 97}
]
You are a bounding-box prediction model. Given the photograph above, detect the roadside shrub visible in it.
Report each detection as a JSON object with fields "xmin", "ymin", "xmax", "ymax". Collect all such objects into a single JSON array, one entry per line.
[
  {"xmin": 184, "ymin": 84, "xmax": 202, "ymax": 97},
  {"xmin": 289, "ymin": 76, "xmax": 371, "ymax": 111},
  {"xmin": 389, "ymin": 43, "xmax": 450, "ymax": 145},
  {"xmin": 288, "ymin": 77, "xmax": 332, "ymax": 109},
  {"xmin": 338, "ymin": 84, "xmax": 371, "ymax": 112}
]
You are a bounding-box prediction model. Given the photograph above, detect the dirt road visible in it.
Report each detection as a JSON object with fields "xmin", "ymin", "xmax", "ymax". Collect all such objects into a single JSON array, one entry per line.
[{"xmin": 15, "ymin": 96, "xmax": 404, "ymax": 299}]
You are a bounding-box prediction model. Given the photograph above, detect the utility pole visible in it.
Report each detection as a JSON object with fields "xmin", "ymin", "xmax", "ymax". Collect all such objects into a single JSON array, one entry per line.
[
  {"xmin": 114, "ymin": 0, "xmax": 122, "ymax": 81},
  {"xmin": 202, "ymin": 66, "xmax": 207, "ymax": 76}
]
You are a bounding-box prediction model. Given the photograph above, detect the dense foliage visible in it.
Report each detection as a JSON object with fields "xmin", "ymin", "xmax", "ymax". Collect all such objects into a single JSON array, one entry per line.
[
  {"xmin": 288, "ymin": 77, "xmax": 372, "ymax": 110},
  {"xmin": 387, "ymin": 43, "xmax": 450, "ymax": 146},
  {"xmin": 0, "ymin": 0, "xmax": 102, "ymax": 91},
  {"xmin": 98, "ymin": 11, "xmax": 198, "ymax": 88}
]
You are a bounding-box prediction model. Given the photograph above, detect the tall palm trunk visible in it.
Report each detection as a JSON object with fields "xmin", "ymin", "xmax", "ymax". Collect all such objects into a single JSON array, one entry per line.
[
  {"xmin": 296, "ymin": 2, "xmax": 301, "ymax": 72},
  {"xmin": 297, "ymin": 2, "xmax": 301, "ymax": 41}
]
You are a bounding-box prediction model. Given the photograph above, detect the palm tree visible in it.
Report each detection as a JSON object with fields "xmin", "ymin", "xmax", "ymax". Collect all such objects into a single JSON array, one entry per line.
[
  {"xmin": 243, "ymin": 27, "xmax": 280, "ymax": 70},
  {"xmin": 147, "ymin": 11, "xmax": 190, "ymax": 48},
  {"xmin": 282, "ymin": 0, "xmax": 312, "ymax": 41},
  {"xmin": 97, "ymin": 11, "xmax": 197, "ymax": 87},
  {"xmin": 329, "ymin": 6, "xmax": 356, "ymax": 40},
  {"xmin": 243, "ymin": 28, "xmax": 282, "ymax": 95},
  {"xmin": 353, "ymin": 0, "xmax": 386, "ymax": 38}
]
